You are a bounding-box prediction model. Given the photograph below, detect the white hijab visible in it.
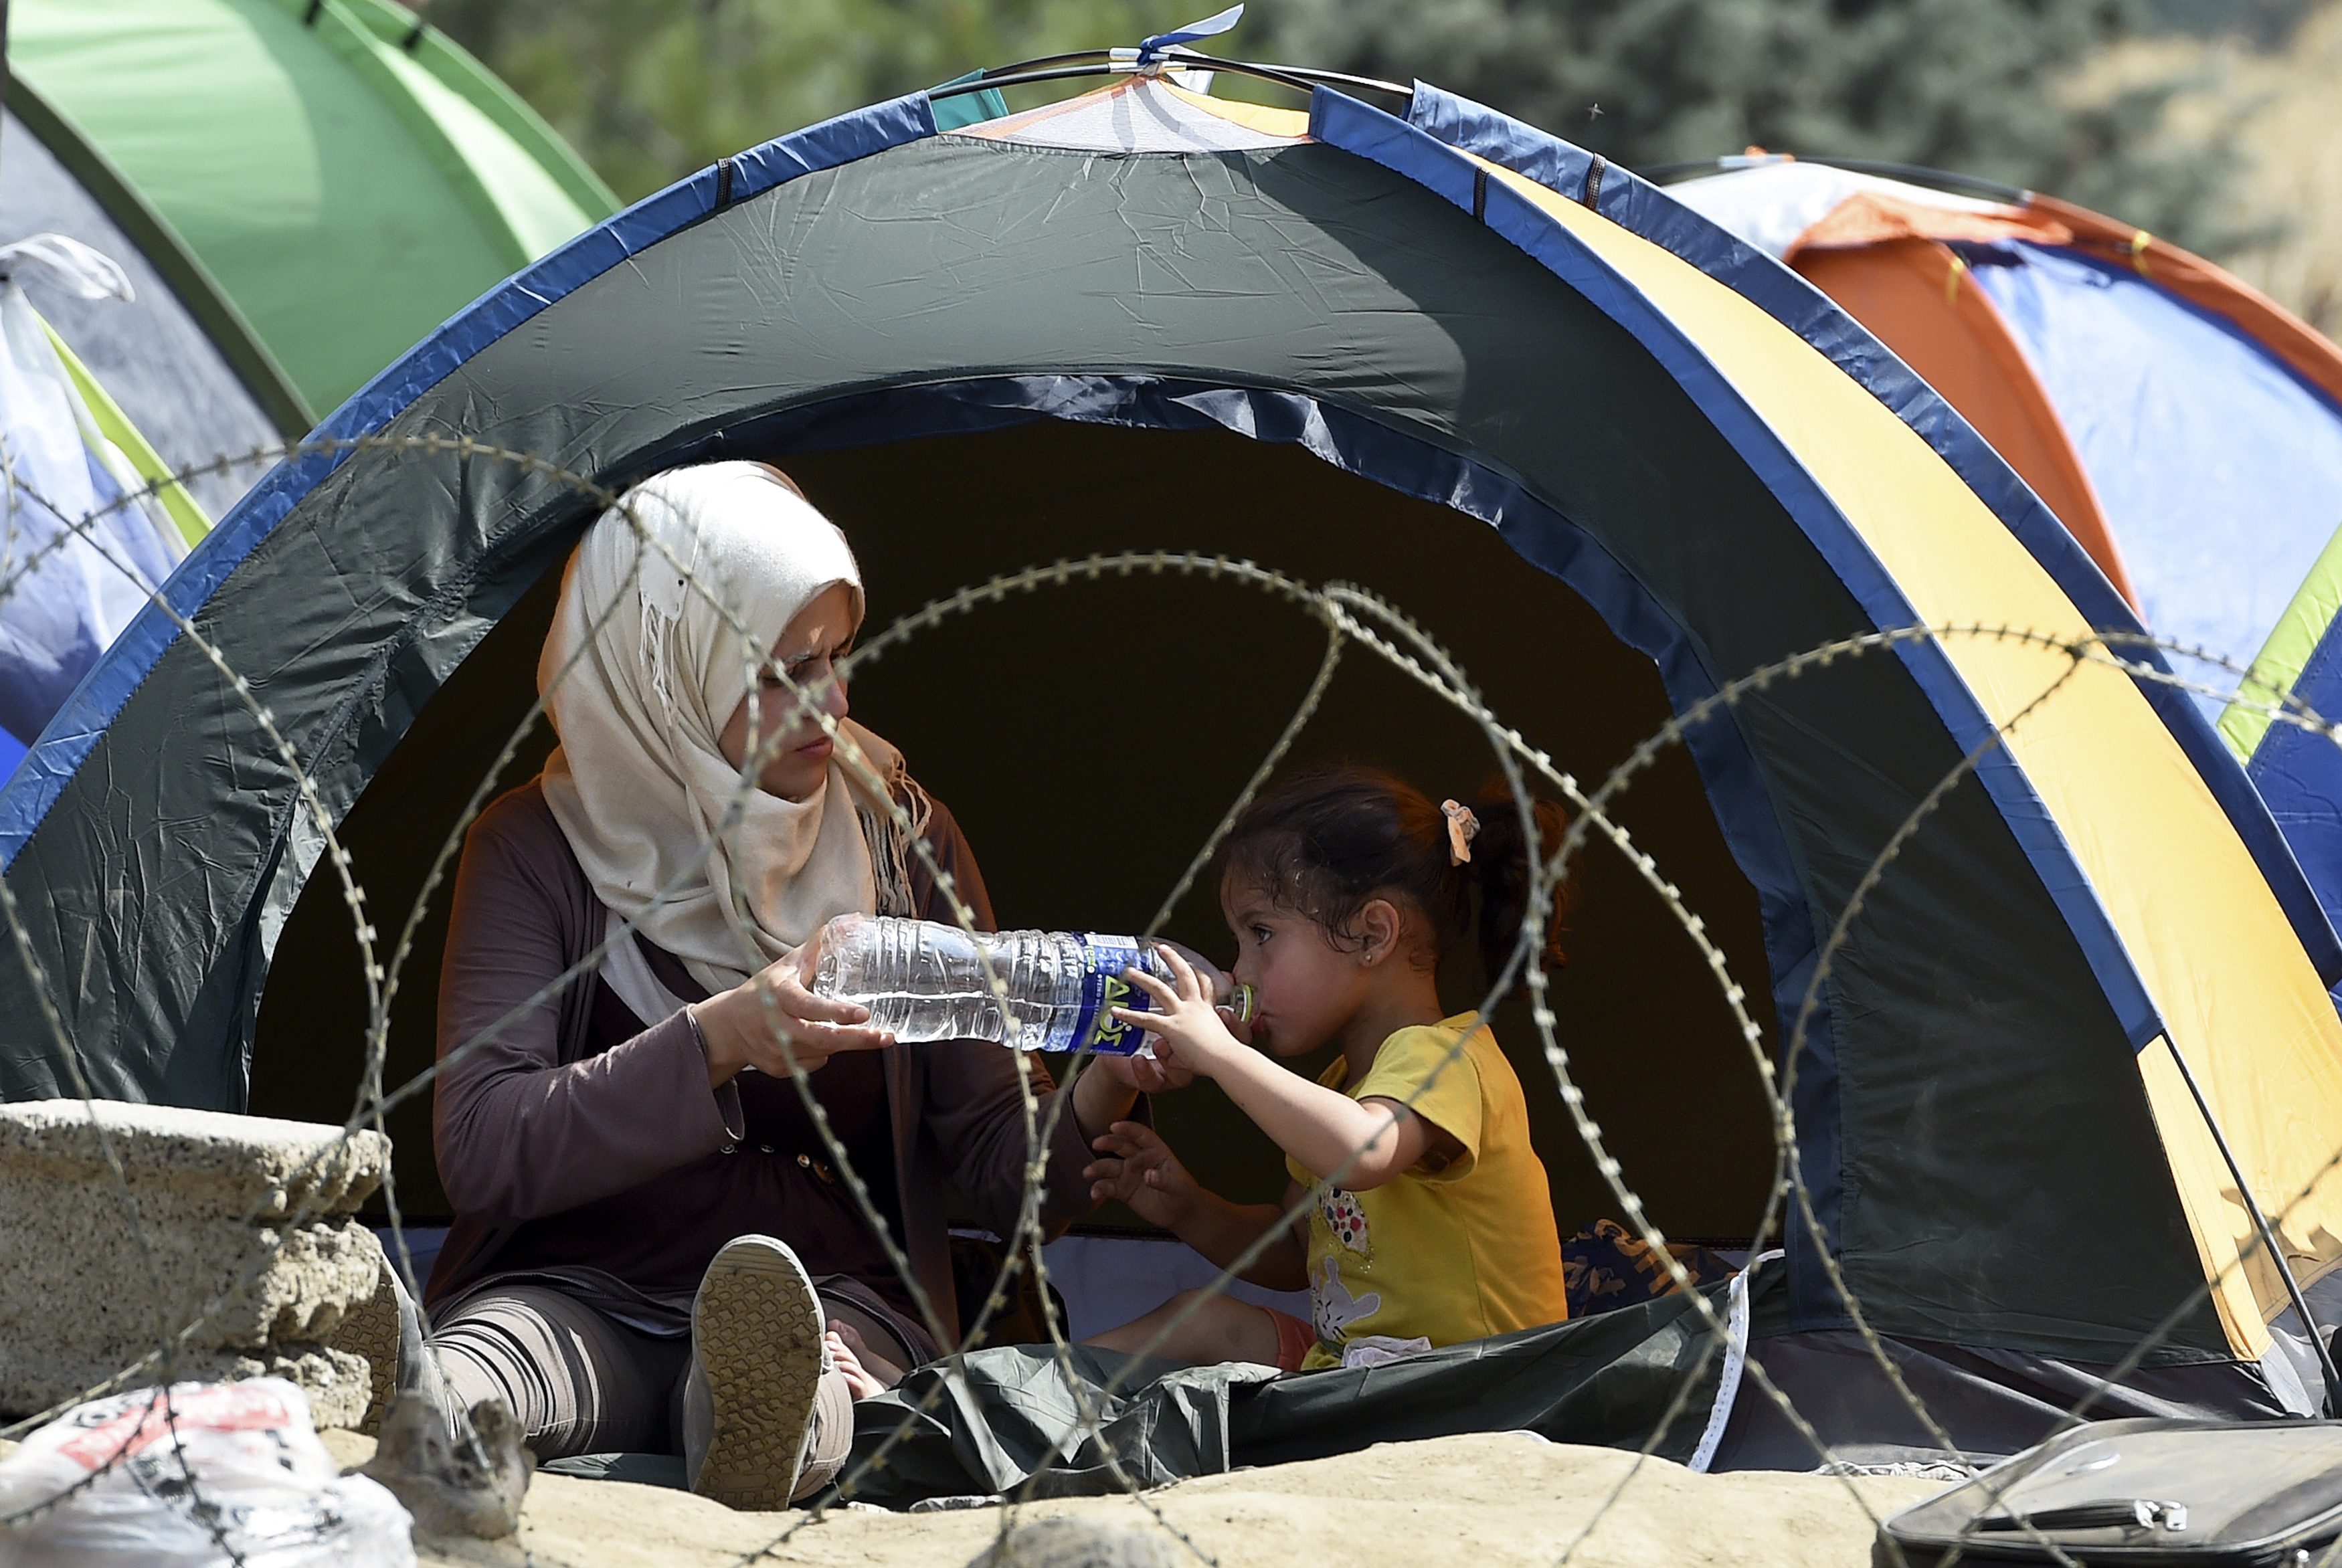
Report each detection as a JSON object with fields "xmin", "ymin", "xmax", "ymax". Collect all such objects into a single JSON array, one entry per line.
[{"xmin": 538, "ymin": 461, "xmax": 917, "ymax": 995}]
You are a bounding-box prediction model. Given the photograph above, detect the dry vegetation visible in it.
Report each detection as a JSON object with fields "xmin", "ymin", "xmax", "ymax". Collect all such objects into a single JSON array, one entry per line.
[{"xmin": 2075, "ymin": 0, "xmax": 2342, "ymax": 336}]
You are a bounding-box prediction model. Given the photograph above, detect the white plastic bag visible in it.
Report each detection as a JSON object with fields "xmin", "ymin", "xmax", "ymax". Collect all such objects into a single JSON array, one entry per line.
[{"xmin": 0, "ymin": 1379, "xmax": 414, "ymax": 1567}]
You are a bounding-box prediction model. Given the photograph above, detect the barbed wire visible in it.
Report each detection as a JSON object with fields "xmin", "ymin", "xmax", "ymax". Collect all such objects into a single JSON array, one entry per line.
[
  {"xmin": 4, "ymin": 433, "xmax": 2342, "ymax": 1568},
  {"xmin": 0, "ymin": 444, "xmax": 2220, "ymax": 1568}
]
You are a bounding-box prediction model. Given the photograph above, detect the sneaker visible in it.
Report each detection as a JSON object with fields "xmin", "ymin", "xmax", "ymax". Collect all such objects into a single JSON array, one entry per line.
[
  {"xmin": 326, "ymin": 1250, "xmax": 401, "ymax": 1436},
  {"xmin": 684, "ymin": 1235, "xmax": 827, "ymax": 1510}
]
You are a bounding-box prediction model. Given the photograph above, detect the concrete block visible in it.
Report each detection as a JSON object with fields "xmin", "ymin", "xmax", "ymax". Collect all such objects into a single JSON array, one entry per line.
[
  {"xmin": 0, "ymin": 1100, "xmax": 391, "ymax": 1427},
  {"xmin": 0, "ymin": 1100, "xmax": 387, "ymax": 1217}
]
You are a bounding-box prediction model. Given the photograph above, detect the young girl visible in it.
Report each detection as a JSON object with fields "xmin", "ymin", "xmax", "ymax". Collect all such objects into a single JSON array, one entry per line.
[{"xmin": 1083, "ymin": 766, "xmax": 1572, "ymax": 1373}]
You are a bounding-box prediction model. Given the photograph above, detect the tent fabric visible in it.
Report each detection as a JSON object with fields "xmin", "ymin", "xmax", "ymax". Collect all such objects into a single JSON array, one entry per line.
[
  {"xmin": 2220, "ymin": 527, "xmax": 2342, "ymax": 935},
  {"xmin": 1665, "ymin": 161, "xmax": 2342, "ymax": 716},
  {"xmin": 971, "ymin": 78, "xmax": 1304, "ymax": 151},
  {"xmin": 1791, "ymin": 241, "xmax": 2131, "ymax": 604},
  {"xmin": 810, "ymin": 1260, "xmax": 2290, "ymax": 1502},
  {"xmin": 1404, "ymin": 86, "xmax": 2342, "ymax": 1015},
  {"xmin": 927, "ymin": 73, "xmax": 1009, "ymax": 135},
  {"xmin": 46, "ymin": 322, "xmax": 210, "ymax": 552},
  {"xmin": 0, "ymin": 86, "xmax": 2258, "ymax": 1367},
  {"xmin": 0, "ymin": 109, "xmax": 277, "ymax": 521},
  {"xmin": 826, "ymin": 1280, "xmax": 1733, "ymax": 1505},
  {"xmin": 6, "ymin": 0, "xmax": 620, "ymax": 423},
  {"xmin": 5, "ymin": 74, "xmax": 2341, "ymax": 1387},
  {"xmin": 1661, "ymin": 157, "xmax": 2342, "ymax": 981},
  {"xmin": 1655, "ymin": 160, "xmax": 2024, "ymax": 262},
  {"xmin": 1, "ymin": 79, "xmax": 308, "ymax": 442},
  {"xmin": 1793, "ymin": 191, "xmax": 2063, "ymax": 252},
  {"xmin": 1401, "ymin": 90, "xmax": 2342, "ymax": 1346},
  {"xmin": 2030, "ymin": 192, "xmax": 2342, "ymax": 417},
  {"xmin": 0, "ymin": 0, "xmax": 617, "ymax": 791},
  {"xmin": 1424, "ymin": 122, "xmax": 2342, "ymax": 1358},
  {"xmin": 1961, "ymin": 240, "xmax": 2342, "ymax": 692},
  {"xmin": 2224, "ymin": 524, "xmax": 2342, "ymax": 767},
  {"xmin": 0, "ymin": 278, "xmax": 187, "ymax": 764},
  {"xmin": 0, "ymin": 304, "xmax": 211, "ymax": 777}
]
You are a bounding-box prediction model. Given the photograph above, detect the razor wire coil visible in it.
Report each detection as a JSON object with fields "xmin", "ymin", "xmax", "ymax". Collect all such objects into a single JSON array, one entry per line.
[{"xmin": 3, "ymin": 435, "xmax": 2341, "ymax": 1568}]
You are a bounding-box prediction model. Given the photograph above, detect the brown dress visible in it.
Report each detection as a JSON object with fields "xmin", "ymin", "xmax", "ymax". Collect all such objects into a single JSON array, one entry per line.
[{"xmin": 426, "ymin": 778, "xmax": 1103, "ymax": 1351}]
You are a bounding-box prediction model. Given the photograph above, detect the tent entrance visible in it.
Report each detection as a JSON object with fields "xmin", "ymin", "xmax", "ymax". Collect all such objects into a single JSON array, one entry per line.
[{"xmin": 249, "ymin": 417, "xmax": 1781, "ymax": 1251}]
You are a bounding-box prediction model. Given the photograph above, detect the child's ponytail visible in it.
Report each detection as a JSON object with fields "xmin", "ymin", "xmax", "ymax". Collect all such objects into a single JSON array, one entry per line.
[
  {"xmin": 1217, "ymin": 765, "xmax": 1570, "ymax": 999},
  {"xmin": 1460, "ymin": 786, "xmax": 1571, "ymax": 996}
]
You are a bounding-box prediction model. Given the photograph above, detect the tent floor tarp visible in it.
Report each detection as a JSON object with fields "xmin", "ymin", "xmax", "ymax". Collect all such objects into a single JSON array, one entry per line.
[{"xmin": 528, "ymin": 1262, "xmax": 2290, "ymax": 1499}]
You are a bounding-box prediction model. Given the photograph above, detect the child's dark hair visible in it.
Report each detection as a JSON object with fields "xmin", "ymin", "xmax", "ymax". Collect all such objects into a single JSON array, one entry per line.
[{"xmin": 1219, "ymin": 765, "xmax": 1570, "ymax": 991}]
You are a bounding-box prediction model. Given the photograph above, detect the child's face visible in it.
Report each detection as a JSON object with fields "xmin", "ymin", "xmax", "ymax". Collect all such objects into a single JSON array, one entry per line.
[{"xmin": 1219, "ymin": 874, "xmax": 1375, "ymax": 1058}]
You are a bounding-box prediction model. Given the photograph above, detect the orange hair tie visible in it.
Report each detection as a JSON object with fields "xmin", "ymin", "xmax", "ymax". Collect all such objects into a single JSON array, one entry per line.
[{"xmin": 1441, "ymin": 799, "xmax": 1480, "ymax": 866}]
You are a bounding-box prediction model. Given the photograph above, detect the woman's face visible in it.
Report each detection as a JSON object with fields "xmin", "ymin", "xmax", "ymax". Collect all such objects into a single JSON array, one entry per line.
[{"xmin": 717, "ymin": 581, "xmax": 859, "ymax": 801}]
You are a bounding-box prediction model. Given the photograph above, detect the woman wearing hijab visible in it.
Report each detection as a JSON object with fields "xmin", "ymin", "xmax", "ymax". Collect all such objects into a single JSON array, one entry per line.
[{"xmin": 424, "ymin": 462, "xmax": 1165, "ymax": 1508}]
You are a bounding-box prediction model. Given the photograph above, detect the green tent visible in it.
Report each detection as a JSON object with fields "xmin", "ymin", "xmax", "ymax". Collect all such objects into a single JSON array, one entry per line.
[{"xmin": 6, "ymin": 0, "xmax": 620, "ymax": 434}]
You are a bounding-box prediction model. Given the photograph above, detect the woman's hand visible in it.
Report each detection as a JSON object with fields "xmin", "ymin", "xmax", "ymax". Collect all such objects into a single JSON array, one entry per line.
[
  {"xmin": 693, "ymin": 945, "xmax": 893, "ymax": 1088},
  {"xmin": 1083, "ymin": 1120, "xmax": 1199, "ymax": 1231},
  {"xmin": 1111, "ymin": 947, "xmax": 1245, "ymax": 1080}
]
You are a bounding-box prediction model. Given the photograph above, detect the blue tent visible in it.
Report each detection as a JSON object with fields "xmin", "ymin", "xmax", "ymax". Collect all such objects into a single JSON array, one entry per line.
[
  {"xmin": 1668, "ymin": 162, "xmax": 2342, "ymax": 713},
  {"xmin": 2223, "ymin": 526, "xmax": 2342, "ymax": 937}
]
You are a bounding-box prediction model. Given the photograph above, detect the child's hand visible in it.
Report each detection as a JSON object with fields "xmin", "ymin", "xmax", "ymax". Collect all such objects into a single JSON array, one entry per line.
[
  {"xmin": 824, "ymin": 1324, "xmax": 893, "ymax": 1399},
  {"xmin": 1088, "ymin": 1049, "xmax": 1196, "ymax": 1095},
  {"xmin": 1083, "ymin": 1120, "xmax": 1198, "ymax": 1230},
  {"xmin": 1113, "ymin": 947, "xmax": 1243, "ymax": 1078}
]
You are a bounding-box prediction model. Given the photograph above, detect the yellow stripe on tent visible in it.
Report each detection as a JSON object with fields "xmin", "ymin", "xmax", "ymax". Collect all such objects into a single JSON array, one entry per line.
[
  {"xmin": 1479, "ymin": 156, "xmax": 2342, "ymax": 1356},
  {"xmin": 1162, "ymin": 84, "xmax": 1313, "ymax": 140},
  {"xmin": 2139, "ymin": 1038, "xmax": 2294, "ymax": 1338}
]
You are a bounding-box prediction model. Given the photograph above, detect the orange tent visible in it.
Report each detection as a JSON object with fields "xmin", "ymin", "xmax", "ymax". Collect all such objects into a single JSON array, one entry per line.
[{"xmin": 1667, "ymin": 159, "xmax": 2342, "ymax": 677}]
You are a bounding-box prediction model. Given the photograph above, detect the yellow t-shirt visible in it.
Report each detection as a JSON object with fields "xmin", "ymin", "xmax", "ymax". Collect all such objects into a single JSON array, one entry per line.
[{"xmin": 1285, "ymin": 1012, "xmax": 1569, "ymax": 1371}]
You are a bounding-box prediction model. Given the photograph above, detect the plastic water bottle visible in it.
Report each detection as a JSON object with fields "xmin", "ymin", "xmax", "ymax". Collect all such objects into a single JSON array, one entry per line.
[{"xmin": 809, "ymin": 914, "xmax": 1255, "ymax": 1056}]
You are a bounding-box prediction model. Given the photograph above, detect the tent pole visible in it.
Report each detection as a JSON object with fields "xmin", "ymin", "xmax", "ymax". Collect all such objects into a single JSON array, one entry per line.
[
  {"xmin": 927, "ymin": 52, "xmax": 1410, "ymax": 106},
  {"xmin": 2163, "ymin": 1038, "xmax": 2342, "ymax": 1413}
]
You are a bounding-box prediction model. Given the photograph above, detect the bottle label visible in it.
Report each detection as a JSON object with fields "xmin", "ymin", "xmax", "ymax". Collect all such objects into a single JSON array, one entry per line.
[{"xmin": 1063, "ymin": 935, "xmax": 1154, "ymax": 1056}]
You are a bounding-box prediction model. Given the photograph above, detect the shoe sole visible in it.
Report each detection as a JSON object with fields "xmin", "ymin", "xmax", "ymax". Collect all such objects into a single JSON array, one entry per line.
[
  {"xmin": 691, "ymin": 1242, "xmax": 825, "ymax": 1510},
  {"xmin": 325, "ymin": 1250, "xmax": 400, "ymax": 1436}
]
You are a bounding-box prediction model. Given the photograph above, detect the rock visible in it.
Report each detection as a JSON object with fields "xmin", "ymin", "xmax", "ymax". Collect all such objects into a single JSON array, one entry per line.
[
  {"xmin": 359, "ymin": 1394, "xmax": 534, "ymax": 1541},
  {"xmin": 0, "ymin": 1099, "xmax": 389, "ymax": 1214},
  {"xmin": 0, "ymin": 1099, "xmax": 389, "ymax": 1426},
  {"xmin": 964, "ymin": 1516, "xmax": 1184, "ymax": 1568}
]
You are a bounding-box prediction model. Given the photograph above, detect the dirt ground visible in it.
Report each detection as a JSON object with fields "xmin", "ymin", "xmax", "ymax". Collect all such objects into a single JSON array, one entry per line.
[
  {"xmin": 0, "ymin": 1425, "xmax": 1943, "ymax": 1564},
  {"xmin": 291, "ymin": 1430, "xmax": 1943, "ymax": 1568}
]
